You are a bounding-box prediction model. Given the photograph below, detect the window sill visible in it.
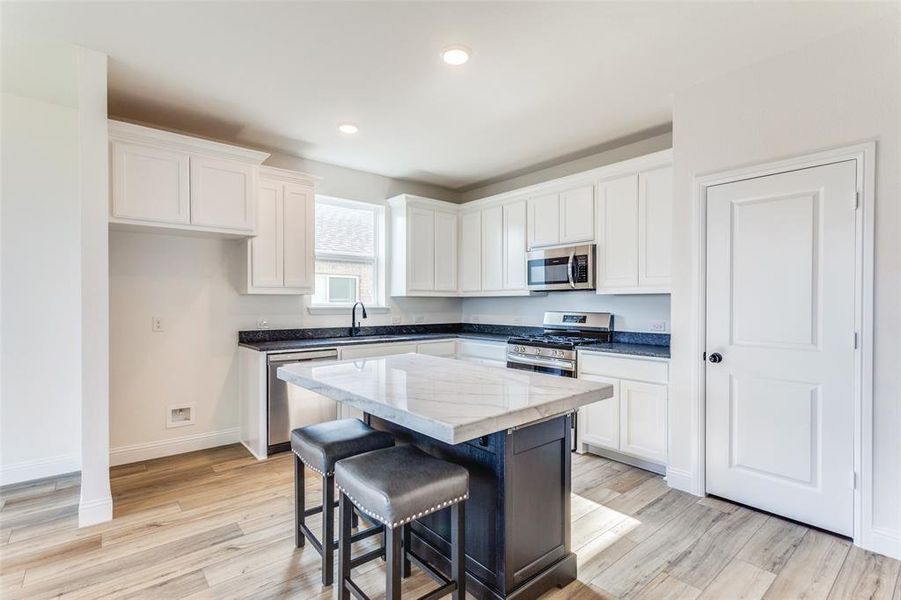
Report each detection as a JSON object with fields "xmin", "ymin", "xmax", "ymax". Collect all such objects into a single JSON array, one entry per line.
[{"xmin": 306, "ymin": 305, "xmax": 391, "ymax": 315}]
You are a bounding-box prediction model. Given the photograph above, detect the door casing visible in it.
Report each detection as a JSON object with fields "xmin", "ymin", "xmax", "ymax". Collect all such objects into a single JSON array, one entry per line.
[{"xmin": 688, "ymin": 142, "xmax": 875, "ymax": 551}]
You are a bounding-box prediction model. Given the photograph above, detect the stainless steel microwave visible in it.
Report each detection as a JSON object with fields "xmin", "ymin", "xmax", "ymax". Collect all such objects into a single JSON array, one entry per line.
[{"xmin": 526, "ymin": 244, "xmax": 595, "ymax": 291}]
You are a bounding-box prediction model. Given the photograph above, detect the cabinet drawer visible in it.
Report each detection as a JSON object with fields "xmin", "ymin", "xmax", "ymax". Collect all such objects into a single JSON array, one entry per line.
[
  {"xmin": 340, "ymin": 343, "xmax": 418, "ymax": 360},
  {"xmin": 417, "ymin": 340, "xmax": 456, "ymax": 357},
  {"xmin": 578, "ymin": 352, "xmax": 668, "ymax": 384},
  {"xmin": 456, "ymin": 339, "xmax": 507, "ymax": 362}
]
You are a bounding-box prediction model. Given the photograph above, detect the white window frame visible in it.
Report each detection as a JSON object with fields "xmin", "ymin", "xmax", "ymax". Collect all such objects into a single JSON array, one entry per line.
[
  {"xmin": 318, "ymin": 273, "xmax": 360, "ymax": 304},
  {"xmin": 309, "ymin": 195, "xmax": 387, "ymax": 312}
]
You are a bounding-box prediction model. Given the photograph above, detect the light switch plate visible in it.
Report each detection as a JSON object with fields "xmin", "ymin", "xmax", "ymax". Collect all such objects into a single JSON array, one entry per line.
[
  {"xmin": 650, "ymin": 320, "xmax": 667, "ymax": 332},
  {"xmin": 152, "ymin": 316, "xmax": 164, "ymax": 332},
  {"xmin": 391, "ymin": 316, "xmax": 402, "ymax": 325}
]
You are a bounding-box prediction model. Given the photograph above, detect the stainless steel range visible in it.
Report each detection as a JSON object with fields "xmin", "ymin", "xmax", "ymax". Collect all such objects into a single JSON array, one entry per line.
[{"xmin": 506, "ymin": 311, "xmax": 613, "ymax": 449}]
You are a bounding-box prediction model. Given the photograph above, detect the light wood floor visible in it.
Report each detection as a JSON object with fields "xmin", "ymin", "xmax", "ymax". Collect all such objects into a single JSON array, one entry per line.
[{"xmin": 1, "ymin": 445, "xmax": 899, "ymax": 599}]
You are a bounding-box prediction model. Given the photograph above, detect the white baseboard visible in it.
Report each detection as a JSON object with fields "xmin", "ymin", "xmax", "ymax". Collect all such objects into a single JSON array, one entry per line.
[
  {"xmin": 109, "ymin": 428, "xmax": 241, "ymax": 466},
  {"xmin": 665, "ymin": 467, "xmax": 697, "ymax": 495},
  {"xmin": 240, "ymin": 440, "xmax": 267, "ymax": 461},
  {"xmin": 78, "ymin": 495, "xmax": 113, "ymax": 527},
  {"xmin": 0, "ymin": 453, "xmax": 81, "ymax": 486},
  {"xmin": 861, "ymin": 526, "xmax": 901, "ymax": 561}
]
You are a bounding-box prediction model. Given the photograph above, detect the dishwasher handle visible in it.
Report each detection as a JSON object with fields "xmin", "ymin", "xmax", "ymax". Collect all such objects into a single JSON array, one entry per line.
[{"xmin": 267, "ymin": 349, "xmax": 339, "ymax": 364}]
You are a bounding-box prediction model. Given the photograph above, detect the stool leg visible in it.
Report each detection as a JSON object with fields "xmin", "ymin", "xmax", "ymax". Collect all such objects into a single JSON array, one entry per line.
[
  {"xmin": 401, "ymin": 523, "xmax": 411, "ymax": 578},
  {"xmin": 385, "ymin": 526, "xmax": 402, "ymax": 600},
  {"xmin": 451, "ymin": 501, "xmax": 466, "ymax": 600},
  {"xmin": 322, "ymin": 474, "xmax": 335, "ymax": 586},
  {"xmin": 294, "ymin": 455, "xmax": 304, "ymax": 548},
  {"xmin": 352, "ymin": 508, "xmax": 359, "ymax": 529},
  {"xmin": 337, "ymin": 493, "xmax": 352, "ymax": 600}
]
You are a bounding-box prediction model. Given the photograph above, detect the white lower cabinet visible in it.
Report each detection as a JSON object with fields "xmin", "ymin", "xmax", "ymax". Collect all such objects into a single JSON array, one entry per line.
[
  {"xmin": 455, "ymin": 339, "xmax": 507, "ymax": 366},
  {"xmin": 578, "ymin": 351, "xmax": 668, "ymax": 467}
]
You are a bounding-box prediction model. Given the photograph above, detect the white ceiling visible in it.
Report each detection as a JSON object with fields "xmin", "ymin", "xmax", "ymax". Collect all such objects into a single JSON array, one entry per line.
[{"xmin": 3, "ymin": 2, "xmax": 890, "ymax": 190}]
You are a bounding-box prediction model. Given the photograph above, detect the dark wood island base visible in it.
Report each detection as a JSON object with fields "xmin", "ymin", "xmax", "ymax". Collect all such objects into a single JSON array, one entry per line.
[{"xmin": 368, "ymin": 413, "xmax": 576, "ymax": 600}]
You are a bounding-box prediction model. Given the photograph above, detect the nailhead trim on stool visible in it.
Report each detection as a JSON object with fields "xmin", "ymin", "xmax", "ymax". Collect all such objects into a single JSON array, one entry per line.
[{"xmin": 336, "ymin": 485, "xmax": 469, "ymax": 529}]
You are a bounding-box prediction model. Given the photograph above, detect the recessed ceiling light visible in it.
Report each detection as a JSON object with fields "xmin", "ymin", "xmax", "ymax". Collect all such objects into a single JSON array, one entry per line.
[
  {"xmin": 338, "ymin": 122, "xmax": 359, "ymax": 134},
  {"xmin": 441, "ymin": 45, "xmax": 470, "ymax": 66}
]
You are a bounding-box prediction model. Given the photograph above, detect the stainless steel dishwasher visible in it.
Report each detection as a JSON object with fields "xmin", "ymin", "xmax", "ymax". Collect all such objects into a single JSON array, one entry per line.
[{"xmin": 267, "ymin": 349, "xmax": 339, "ymax": 454}]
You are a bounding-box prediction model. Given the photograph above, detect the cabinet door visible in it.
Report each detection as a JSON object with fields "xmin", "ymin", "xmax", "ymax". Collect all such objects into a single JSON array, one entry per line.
[
  {"xmin": 503, "ymin": 200, "xmax": 527, "ymax": 290},
  {"xmin": 190, "ymin": 156, "xmax": 255, "ymax": 231},
  {"xmin": 578, "ymin": 374, "xmax": 620, "ymax": 450},
  {"xmin": 638, "ymin": 166, "xmax": 673, "ymax": 289},
  {"xmin": 408, "ymin": 206, "xmax": 436, "ymax": 291},
  {"xmin": 560, "ymin": 185, "xmax": 595, "ymax": 244},
  {"xmin": 434, "ymin": 211, "xmax": 458, "ymax": 292},
  {"xmin": 459, "ymin": 211, "xmax": 482, "ymax": 292},
  {"xmin": 528, "ymin": 193, "xmax": 560, "ymax": 248},
  {"xmin": 597, "ymin": 174, "xmax": 639, "ymax": 290},
  {"xmin": 283, "ymin": 182, "xmax": 315, "ymax": 290},
  {"xmin": 417, "ymin": 340, "xmax": 456, "ymax": 357},
  {"xmin": 340, "ymin": 343, "xmax": 419, "ymax": 360},
  {"xmin": 619, "ymin": 380, "xmax": 667, "ymax": 463},
  {"xmin": 111, "ymin": 141, "xmax": 190, "ymax": 224},
  {"xmin": 481, "ymin": 206, "xmax": 504, "ymax": 291},
  {"xmin": 251, "ymin": 181, "xmax": 284, "ymax": 288}
]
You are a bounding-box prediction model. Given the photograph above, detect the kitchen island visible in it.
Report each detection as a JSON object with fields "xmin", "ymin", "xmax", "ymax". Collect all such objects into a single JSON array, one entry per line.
[{"xmin": 277, "ymin": 353, "xmax": 614, "ymax": 600}]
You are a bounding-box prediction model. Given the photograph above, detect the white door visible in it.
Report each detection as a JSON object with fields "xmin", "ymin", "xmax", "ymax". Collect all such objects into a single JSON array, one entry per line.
[
  {"xmin": 459, "ymin": 211, "xmax": 482, "ymax": 293},
  {"xmin": 528, "ymin": 193, "xmax": 560, "ymax": 248},
  {"xmin": 283, "ymin": 182, "xmax": 314, "ymax": 290},
  {"xmin": 638, "ymin": 166, "xmax": 672, "ymax": 289},
  {"xmin": 481, "ymin": 206, "xmax": 504, "ymax": 291},
  {"xmin": 408, "ymin": 207, "xmax": 435, "ymax": 291},
  {"xmin": 434, "ymin": 211, "xmax": 458, "ymax": 292},
  {"xmin": 706, "ymin": 160, "xmax": 857, "ymax": 536},
  {"xmin": 190, "ymin": 156, "xmax": 255, "ymax": 231},
  {"xmin": 251, "ymin": 181, "xmax": 283, "ymax": 288},
  {"xmin": 111, "ymin": 141, "xmax": 190, "ymax": 224},
  {"xmin": 597, "ymin": 174, "xmax": 639, "ymax": 290},
  {"xmin": 503, "ymin": 200, "xmax": 527, "ymax": 290},
  {"xmin": 559, "ymin": 185, "xmax": 595, "ymax": 244}
]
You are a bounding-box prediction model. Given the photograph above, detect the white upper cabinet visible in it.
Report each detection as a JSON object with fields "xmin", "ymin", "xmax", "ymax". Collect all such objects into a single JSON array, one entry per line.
[
  {"xmin": 111, "ymin": 141, "xmax": 190, "ymax": 224},
  {"xmin": 596, "ymin": 159, "xmax": 672, "ymax": 294},
  {"xmin": 459, "ymin": 210, "xmax": 482, "ymax": 293},
  {"xmin": 559, "ymin": 185, "xmax": 595, "ymax": 244},
  {"xmin": 528, "ymin": 193, "xmax": 560, "ymax": 248},
  {"xmin": 189, "ymin": 156, "xmax": 255, "ymax": 232},
  {"xmin": 434, "ymin": 210, "xmax": 458, "ymax": 292},
  {"xmin": 241, "ymin": 167, "xmax": 317, "ymax": 295},
  {"xmin": 638, "ymin": 166, "xmax": 673, "ymax": 289},
  {"xmin": 503, "ymin": 199, "xmax": 527, "ymax": 290},
  {"xmin": 388, "ymin": 195, "xmax": 459, "ymax": 297},
  {"xmin": 527, "ymin": 184, "xmax": 594, "ymax": 249},
  {"xmin": 109, "ymin": 120, "xmax": 269, "ymax": 237},
  {"xmin": 481, "ymin": 205, "xmax": 505, "ymax": 291}
]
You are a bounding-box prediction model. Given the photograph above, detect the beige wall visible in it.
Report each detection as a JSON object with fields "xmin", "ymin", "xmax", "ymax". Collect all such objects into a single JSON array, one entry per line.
[{"xmin": 670, "ymin": 13, "xmax": 900, "ymax": 552}]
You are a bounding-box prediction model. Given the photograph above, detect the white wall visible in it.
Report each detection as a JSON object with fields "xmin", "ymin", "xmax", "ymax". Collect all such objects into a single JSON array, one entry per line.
[
  {"xmin": 669, "ymin": 14, "xmax": 900, "ymax": 556},
  {"xmin": 108, "ymin": 172, "xmax": 461, "ymax": 461},
  {"xmin": 462, "ymin": 292, "xmax": 670, "ymax": 333},
  {"xmin": 1, "ymin": 39, "xmax": 111, "ymax": 524}
]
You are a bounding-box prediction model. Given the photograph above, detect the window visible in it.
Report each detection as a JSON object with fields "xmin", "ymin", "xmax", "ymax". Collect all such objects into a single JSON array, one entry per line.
[{"xmin": 312, "ymin": 196, "xmax": 385, "ymax": 307}]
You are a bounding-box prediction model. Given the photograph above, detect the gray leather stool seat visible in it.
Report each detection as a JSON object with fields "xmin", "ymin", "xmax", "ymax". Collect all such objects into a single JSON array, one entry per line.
[
  {"xmin": 291, "ymin": 418, "xmax": 394, "ymax": 586},
  {"xmin": 335, "ymin": 445, "xmax": 469, "ymax": 600},
  {"xmin": 291, "ymin": 418, "xmax": 394, "ymax": 476}
]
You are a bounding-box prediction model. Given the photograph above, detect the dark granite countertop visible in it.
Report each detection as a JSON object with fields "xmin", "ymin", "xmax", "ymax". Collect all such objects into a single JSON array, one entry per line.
[
  {"xmin": 240, "ymin": 332, "xmax": 510, "ymax": 353},
  {"xmin": 239, "ymin": 323, "xmax": 670, "ymax": 360},
  {"xmin": 577, "ymin": 342, "xmax": 671, "ymax": 359}
]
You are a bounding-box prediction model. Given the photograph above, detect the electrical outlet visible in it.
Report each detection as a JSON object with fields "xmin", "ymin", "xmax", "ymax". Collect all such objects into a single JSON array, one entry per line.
[
  {"xmin": 513, "ymin": 317, "xmax": 523, "ymax": 325},
  {"xmin": 152, "ymin": 316, "xmax": 164, "ymax": 332},
  {"xmin": 257, "ymin": 319, "xmax": 270, "ymax": 330},
  {"xmin": 650, "ymin": 320, "xmax": 667, "ymax": 332},
  {"xmin": 391, "ymin": 316, "xmax": 402, "ymax": 325},
  {"xmin": 414, "ymin": 315, "xmax": 425, "ymax": 324},
  {"xmin": 167, "ymin": 404, "xmax": 194, "ymax": 428},
  {"xmin": 471, "ymin": 315, "xmax": 480, "ymax": 324}
]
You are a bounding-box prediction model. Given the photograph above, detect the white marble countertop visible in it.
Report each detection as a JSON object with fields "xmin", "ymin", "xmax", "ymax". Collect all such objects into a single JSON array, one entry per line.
[{"xmin": 277, "ymin": 353, "xmax": 614, "ymax": 445}]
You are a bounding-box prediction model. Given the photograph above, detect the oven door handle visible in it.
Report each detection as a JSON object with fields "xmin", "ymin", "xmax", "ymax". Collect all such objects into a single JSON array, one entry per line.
[
  {"xmin": 567, "ymin": 251, "xmax": 575, "ymax": 288},
  {"xmin": 507, "ymin": 354, "xmax": 575, "ymax": 371}
]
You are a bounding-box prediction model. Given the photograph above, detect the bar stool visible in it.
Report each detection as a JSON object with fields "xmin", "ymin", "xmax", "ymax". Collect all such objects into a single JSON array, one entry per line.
[
  {"xmin": 291, "ymin": 418, "xmax": 394, "ymax": 585},
  {"xmin": 335, "ymin": 445, "xmax": 469, "ymax": 600}
]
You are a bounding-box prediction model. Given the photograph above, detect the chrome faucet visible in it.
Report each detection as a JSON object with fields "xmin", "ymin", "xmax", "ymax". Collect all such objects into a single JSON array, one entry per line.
[{"xmin": 350, "ymin": 301, "xmax": 367, "ymax": 336}]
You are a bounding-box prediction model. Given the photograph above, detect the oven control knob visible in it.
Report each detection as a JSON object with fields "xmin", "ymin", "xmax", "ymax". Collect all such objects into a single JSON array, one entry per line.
[
  {"xmin": 535, "ymin": 348, "xmax": 542, "ymax": 355},
  {"xmin": 555, "ymin": 350, "xmax": 563, "ymax": 357}
]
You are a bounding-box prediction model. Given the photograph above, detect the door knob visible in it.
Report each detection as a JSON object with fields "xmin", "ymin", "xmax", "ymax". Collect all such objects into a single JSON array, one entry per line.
[{"xmin": 708, "ymin": 352, "xmax": 723, "ymax": 364}]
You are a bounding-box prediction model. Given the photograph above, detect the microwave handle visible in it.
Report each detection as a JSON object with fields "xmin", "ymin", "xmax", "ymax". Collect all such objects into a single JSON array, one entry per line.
[{"xmin": 567, "ymin": 251, "xmax": 575, "ymax": 288}]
